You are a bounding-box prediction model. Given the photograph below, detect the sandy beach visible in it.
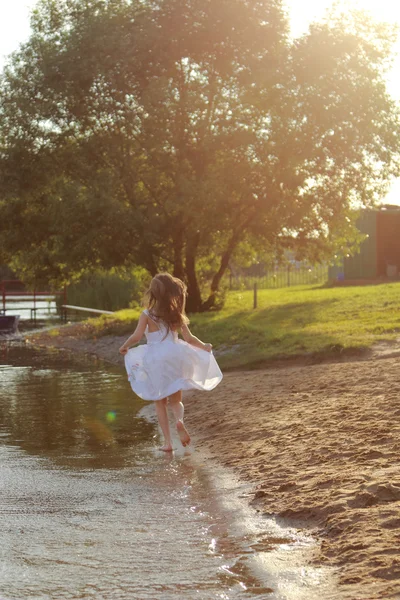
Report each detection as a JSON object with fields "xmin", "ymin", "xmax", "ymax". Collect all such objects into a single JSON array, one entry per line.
[
  {"xmin": 185, "ymin": 358, "xmax": 400, "ymax": 599},
  {"xmin": 26, "ymin": 326, "xmax": 400, "ymax": 599}
]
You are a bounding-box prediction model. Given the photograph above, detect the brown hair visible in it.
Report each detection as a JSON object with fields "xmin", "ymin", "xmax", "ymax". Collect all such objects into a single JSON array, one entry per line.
[{"xmin": 144, "ymin": 272, "xmax": 189, "ymax": 332}]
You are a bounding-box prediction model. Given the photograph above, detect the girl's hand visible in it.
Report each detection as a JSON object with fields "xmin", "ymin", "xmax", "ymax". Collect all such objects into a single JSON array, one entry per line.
[
  {"xmin": 119, "ymin": 345, "xmax": 129, "ymax": 355},
  {"xmin": 204, "ymin": 343, "xmax": 212, "ymax": 353}
]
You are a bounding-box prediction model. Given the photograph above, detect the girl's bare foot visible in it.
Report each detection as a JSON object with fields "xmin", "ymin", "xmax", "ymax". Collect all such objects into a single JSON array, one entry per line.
[
  {"xmin": 159, "ymin": 444, "xmax": 174, "ymax": 452},
  {"xmin": 176, "ymin": 420, "xmax": 191, "ymax": 447}
]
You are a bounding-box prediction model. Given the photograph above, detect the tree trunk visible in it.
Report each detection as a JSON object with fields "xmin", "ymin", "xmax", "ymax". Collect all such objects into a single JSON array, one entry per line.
[
  {"xmin": 172, "ymin": 229, "xmax": 185, "ymax": 280},
  {"xmin": 201, "ymin": 230, "xmax": 243, "ymax": 310},
  {"xmin": 143, "ymin": 250, "xmax": 158, "ymax": 277},
  {"xmin": 184, "ymin": 232, "xmax": 203, "ymax": 313}
]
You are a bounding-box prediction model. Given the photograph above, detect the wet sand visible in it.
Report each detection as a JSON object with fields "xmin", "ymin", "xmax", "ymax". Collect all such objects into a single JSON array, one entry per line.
[
  {"xmin": 27, "ymin": 327, "xmax": 400, "ymax": 599},
  {"xmin": 185, "ymin": 359, "xmax": 400, "ymax": 599}
]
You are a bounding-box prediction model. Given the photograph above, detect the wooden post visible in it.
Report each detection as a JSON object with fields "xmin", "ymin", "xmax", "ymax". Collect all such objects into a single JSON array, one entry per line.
[
  {"xmin": 33, "ymin": 288, "xmax": 37, "ymax": 325},
  {"xmin": 63, "ymin": 285, "xmax": 67, "ymax": 321},
  {"xmin": 253, "ymin": 282, "xmax": 258, "ymax": 309}
]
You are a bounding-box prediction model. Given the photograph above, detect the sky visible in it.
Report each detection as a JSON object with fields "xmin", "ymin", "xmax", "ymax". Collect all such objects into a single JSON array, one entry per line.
[{"xmin": 0, "ymin": 0, "xmax": 400, "ymax": 203}]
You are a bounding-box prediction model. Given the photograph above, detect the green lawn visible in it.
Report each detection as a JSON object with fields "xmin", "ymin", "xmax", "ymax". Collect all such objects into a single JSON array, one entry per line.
[{"xmin": 84, "ymin": 282, "xmax": 400, "ymax": 369}]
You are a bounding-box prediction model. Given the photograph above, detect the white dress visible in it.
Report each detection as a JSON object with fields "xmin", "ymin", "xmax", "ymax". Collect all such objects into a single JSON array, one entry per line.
[{"xmin": 124, "ymin": 310, "xmax": 223, "ymax": 401}]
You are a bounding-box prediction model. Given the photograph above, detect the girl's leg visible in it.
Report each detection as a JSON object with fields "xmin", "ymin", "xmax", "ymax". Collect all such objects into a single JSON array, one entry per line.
[
  {"xmin": 168, "ymin": 391, "xmax": 191, "ymax": 447},
  {"xmin": 154, "ymin": 398, "xmax": 173, "ymax": 452},
  {"xmin": 168, "ymin": 390, "xmax": 184, "ymax": 422}
]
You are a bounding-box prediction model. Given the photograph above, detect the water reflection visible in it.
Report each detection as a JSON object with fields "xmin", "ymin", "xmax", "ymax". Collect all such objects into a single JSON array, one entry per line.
[
  {"xmin": 0, "ymin": 343, "xmax": 154, "ymax": 469},
  {"xmin": 2, "ymin": 299, "xmax": 58, "ymax": 319},
  {"xmin": 0, "ymin": 343, "xmax": 273, "ymax": 600}
]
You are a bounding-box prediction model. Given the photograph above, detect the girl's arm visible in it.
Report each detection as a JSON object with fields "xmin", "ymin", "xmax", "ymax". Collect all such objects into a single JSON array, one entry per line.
[
  {"xmin": 119, "ymin": 313, "xmax": 148, "ymax": 355},
  {"xmin": 181, "ymin": 324, "xmax": 212, "ymax": 352}
]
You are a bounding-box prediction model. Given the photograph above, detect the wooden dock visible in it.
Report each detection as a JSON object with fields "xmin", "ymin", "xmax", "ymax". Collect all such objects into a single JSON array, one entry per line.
[
  {"xmin": 1, "ymin": 280, "xmax": 115, "ymax": 324},
  {"xmin": 1, "ymin": 280, "xmax": 66, "ymax": 323}
]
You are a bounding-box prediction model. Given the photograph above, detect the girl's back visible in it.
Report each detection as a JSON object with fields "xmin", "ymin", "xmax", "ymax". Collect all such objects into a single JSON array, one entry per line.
[{"xmin": 143, "ymin": 309, "xmax": 177, "ymax": 345}]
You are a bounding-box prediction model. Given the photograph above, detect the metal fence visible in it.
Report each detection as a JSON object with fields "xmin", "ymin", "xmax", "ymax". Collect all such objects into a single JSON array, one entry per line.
[
  {"xmin": 228, "ymin": 264, "xmax": 329, "ymax": 290},
  {"xmin": 1, "ymin": 280, "xmax": 65, "ymax": 322}
]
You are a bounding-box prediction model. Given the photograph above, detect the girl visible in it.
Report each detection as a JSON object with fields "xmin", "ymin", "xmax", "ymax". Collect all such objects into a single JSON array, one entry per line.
[{"xmin": 119, "ymin": 273, "xmax": 223, "ymax": 452}]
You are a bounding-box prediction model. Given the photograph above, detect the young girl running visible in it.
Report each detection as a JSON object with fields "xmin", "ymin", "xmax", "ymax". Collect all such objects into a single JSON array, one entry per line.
[{"xmin": 119, "ymin": 273, "xmax": 223, "ymax": 452}]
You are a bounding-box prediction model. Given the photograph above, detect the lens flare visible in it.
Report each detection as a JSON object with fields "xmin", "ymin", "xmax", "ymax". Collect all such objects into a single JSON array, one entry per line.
[{"xmin": 106, "ymin": 411, "xmax": 117, "ymax": 423}]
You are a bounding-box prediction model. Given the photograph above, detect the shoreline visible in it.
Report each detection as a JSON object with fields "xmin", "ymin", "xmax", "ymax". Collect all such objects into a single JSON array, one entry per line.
[
  {"xmin": 138, "ymin": 402, "xmax": 340, "ymax": 600},
  {"xmin": 24, "ymin": 326, "xmax": 400, "ymax": 599}
]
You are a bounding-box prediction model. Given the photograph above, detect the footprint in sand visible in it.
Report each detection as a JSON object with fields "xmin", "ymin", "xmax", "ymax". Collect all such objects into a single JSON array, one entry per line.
[
  {"xmin": 349, "ymin": 483, "xmax": 400, "ymax": 509},
  {"xmin": 381, "ymin": 517, "xmax": 400, "ymax": 529},
  {"xmin": 365, "ymin": 482, "xmax": 400, "ymax": 502}
]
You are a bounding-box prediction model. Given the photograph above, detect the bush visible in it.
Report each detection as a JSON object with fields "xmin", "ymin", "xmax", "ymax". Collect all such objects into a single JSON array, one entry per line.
[{"xmin": 60, "ymin": 270, "xmax": 145, "ymax": 312}]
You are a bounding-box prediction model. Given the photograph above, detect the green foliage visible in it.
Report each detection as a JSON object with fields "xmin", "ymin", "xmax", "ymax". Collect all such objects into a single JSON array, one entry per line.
[
  {"xmin": 60, "ymin": 269, "xmax": 145, "ymax": 312},
  {"xmin": 0, "ymin": 0, "xmax": 399, "ymax": 310}
]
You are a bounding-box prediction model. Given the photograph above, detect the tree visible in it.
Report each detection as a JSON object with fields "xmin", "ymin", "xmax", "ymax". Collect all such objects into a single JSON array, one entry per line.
[{"xmin": 0, "ymin": 0, "xmax": 399, "ymax": 310}]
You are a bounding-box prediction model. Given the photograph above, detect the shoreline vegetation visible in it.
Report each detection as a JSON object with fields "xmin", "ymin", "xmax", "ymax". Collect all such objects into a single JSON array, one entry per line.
[
  {"xmin": 30, "ymin": 282, "xmax": 400, "ymax": 369},
  {"xmin": 26, "ymin": 282, "xmax": 400, "ymax": 599}
]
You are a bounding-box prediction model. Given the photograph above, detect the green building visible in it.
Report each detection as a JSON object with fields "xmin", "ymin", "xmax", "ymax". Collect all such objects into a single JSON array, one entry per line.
[{"xmin": 329, "ymin": 206, "xmax": 400, "ymax": 282}]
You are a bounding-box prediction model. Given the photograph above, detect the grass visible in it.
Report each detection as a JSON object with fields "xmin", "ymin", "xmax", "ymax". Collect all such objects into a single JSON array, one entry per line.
[
  {"xmin": 55, "ymin": 282, "xmax": 400, "ymax": 370},
  {"xmin": 188, "ymin": 283, "xmax": 400, "ymax": 368}
]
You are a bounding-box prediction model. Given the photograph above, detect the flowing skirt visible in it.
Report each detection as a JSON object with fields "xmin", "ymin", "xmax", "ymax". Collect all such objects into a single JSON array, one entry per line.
[{"xmin": 124, "ymin": 340, "xmax": 223, "ymax": 401}]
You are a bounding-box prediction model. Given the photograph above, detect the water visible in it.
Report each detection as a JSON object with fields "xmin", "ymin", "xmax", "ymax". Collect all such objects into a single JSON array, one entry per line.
[
  {"xmin": 2, "ymin": 299, "xmax": 58, "ymax": 319},
  {"xmin": 0, "ymin": 344, "xmax": 279, "ymax": 600}
]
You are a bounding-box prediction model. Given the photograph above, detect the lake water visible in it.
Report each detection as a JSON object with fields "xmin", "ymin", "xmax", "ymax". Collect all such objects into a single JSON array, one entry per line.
[
  {"xmin": 0, "ymin": 343, "xmax": 337, "ymax": 600},
  {"xmin": 0, "ymin": 343, "xmax": 285, "ymax": 600},
  {"xmin": 2, "ymin": 299, "xmax": 58, "ymax": 320}
]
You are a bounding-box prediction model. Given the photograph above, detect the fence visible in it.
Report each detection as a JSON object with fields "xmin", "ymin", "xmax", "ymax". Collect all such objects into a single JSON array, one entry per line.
[
  {"xmin": 228, "ymin": 264, "xmax": 329, "ymax": 291},
  {"xmin": 1, "ymin": 280, "xmax": 66, "ymax": 323}
]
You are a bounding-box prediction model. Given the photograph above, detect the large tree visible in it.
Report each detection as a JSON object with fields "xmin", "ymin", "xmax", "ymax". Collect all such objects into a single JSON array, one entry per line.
[{"xmin": 0, "ymin": 0, "xmax": 399, "ymax": 310}]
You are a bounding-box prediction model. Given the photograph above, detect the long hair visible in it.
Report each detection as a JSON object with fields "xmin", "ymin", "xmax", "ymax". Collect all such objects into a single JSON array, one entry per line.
[{"xmin": 144, "ymin": 273, "xmax": 189, "ymax": 332}]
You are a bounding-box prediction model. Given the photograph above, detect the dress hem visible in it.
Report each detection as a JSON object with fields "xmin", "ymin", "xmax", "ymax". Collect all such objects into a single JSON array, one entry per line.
[{"xmin": 128, "ymin": 376, "xmax": 222, "ymax": 402}]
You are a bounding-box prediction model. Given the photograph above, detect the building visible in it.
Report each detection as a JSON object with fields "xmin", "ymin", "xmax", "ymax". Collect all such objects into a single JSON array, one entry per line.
[{"xmin": 329, "ymin": 206, "xmax": 400, "ymax": 282}]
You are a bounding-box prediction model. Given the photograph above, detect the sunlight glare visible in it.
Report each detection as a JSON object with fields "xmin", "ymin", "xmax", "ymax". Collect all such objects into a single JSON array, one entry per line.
[
  {"xmin": 286, "ymin": 0, "xmax": 400, "ymax": 37},
  {"xmin": 286, "ymin": 0, "xmax": 400, "ymax": 100},
  {"xmin": 0, "ymin": 1, "xmax": 36, "ymax": 64}
]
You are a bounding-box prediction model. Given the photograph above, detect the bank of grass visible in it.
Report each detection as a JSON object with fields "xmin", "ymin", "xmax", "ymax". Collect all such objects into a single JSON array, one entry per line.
[
  {"xmin": 59, "ymin": 282, "xmax": 400, "ymax": 369},
  {"xmin": 189, "ymin": 282, "xmax": 400, "ymax": 368}
]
